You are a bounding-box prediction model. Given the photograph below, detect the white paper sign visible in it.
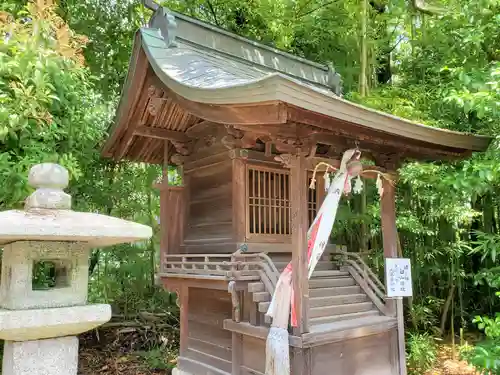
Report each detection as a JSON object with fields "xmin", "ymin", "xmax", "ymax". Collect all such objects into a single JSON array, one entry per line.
[{"xmin": 385, "ymin": 258, "xmax": 413, "ymax": 298}]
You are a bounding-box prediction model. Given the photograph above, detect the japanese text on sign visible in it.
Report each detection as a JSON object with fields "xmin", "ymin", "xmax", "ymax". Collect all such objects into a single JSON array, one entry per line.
[{"xmin": 385, "ymin": 258, "xmax": 413, "ymax": 298}]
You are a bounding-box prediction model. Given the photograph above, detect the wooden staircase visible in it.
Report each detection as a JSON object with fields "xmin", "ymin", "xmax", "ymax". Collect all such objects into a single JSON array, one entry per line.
[{"xmin": 246, "ymin": 255, "xmax": 383, "ymax": 329}]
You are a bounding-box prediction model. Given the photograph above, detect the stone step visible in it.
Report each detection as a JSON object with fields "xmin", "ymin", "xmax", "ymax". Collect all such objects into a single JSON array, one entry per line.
[
  {"xmin": 310, "ymin": 286, "xmax": 361, "ymax": 298},
  {"xmin": 309, "ymin": 294, "xmax": 368, "ymax": 308},
  {"xmin": 309, "ymin": 277, "xmax": 356, "ymax": 289},
  {"xmin": 310, "ymin": 302, "xmax": 374, "ymax": 318},
  {"xmin": 248, "ymin": 282, "xmax": 265, "ymax": 293},
  {"xmin": 310, "ymin": 310, "xmax": 380, "ymax": 326},
  {"xmin": 311, "ymin": 270, "xmax": 350, "ymax": 278},
  {"xmin": 253, "ymin": 292, "xmax": 271, "ymax": 303}
]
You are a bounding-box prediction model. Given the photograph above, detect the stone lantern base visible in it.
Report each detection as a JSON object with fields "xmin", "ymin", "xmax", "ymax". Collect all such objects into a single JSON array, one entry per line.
[{"xmin": 3, "ymin": 336, "xmax": 78, "ymax": 375}]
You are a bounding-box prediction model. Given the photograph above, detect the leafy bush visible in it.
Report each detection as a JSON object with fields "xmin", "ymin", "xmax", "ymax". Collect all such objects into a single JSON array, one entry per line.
[
  {"xmin": 135, "ymin": 348, "xmax": 176, "ymax": 371},
  {"xmin": 0, "ymin": 0, "xmax": 110, "ymax": 208},
  {"xmin": 407, "ymin": 332, "xmax": 437, "ymax": 374},
  {"xmin": 464, "ymin": 310, "xmax": 500, "ymax": 374}
]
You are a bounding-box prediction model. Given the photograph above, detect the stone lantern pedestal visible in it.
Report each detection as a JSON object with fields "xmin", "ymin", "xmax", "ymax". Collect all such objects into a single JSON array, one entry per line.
[{"xmin": 0, "ymin": 163, "xmax": 152, "ymax": 375}]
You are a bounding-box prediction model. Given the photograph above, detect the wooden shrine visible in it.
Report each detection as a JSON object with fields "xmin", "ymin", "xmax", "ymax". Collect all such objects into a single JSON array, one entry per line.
[{"xmin": 102, "ymin": 4, "xmax": 491, "ymax": 375}]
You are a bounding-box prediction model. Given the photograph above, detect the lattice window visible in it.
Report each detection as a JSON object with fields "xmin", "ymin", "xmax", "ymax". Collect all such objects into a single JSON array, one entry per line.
[
  {"xmin": 247, "ymin": 166, "xmax": 319, "ymax": 238},
  {"xmin": 308, "ymin": 181, "xmax": 318, "ymax": 226}
]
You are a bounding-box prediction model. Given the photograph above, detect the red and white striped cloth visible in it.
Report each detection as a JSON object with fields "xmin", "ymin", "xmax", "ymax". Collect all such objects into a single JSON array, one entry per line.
[{"xmin": 266, "ymin": 148, "xmax": 361, "ymax": 327}]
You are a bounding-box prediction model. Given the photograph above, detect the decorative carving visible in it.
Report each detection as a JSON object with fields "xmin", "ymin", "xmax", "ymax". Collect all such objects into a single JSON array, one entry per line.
[
  {"xmin": 274, "ymin": 153, "xmax": 293, "ymax": 168},
  {"xmin": 171, "ymin": 140, "xmax": 192, "ymax": 156},
  {"xmin": 240, "ymin": 149, "xmax": 249, "ymax": 159},
  {"xmin": 157, "ymin": 8, "xmax": 177, "ymax": 48},
  {"xmin": 225, "ymin": 125, "xmax": 244, "ymax": 139},
  {"xmin": 228, "ymin": 148, "xmax": 249, "ymax": 160},
  {"xmin": 204, "ymin": 135, "xmax": 216, "ymax": 147},
  {"xmin": 147, "ymin": 85, "xmax": 162, "ymax": 98},
  {"xmin": 221, "ymin": 135, "xmax": 239, "ymax": 150},
  {"xmin": 147, "ymin": 85, "xmax": 157, "ymax": 98},
  {"xmin": 146, "ymin": 97, "xmax": 164, "ymax": 116},
  {"xmin": 222, "ymin": 133, "xmax": 257, "ymax": 150},
  {"xmin": 307, "ymin": 144, "xmax": 318, "ymax": 159},
  {"xmin": 170, "ymin": 153, "xmax": 187, "ymax": 165},
  {"xmin": 228, "ymin": 281, "xmax": 241, "ymax": 323},
  {"xmin": 174, "ymin": 288, "xmax": 181, "ymax": 308}
]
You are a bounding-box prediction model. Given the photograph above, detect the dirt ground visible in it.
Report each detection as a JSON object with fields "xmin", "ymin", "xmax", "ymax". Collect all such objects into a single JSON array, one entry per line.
[
  {"xmin": 78, "ymin": 341, "xmax": 480, "ymax": 375},
  {"xmin": 426, "ymin": 345, "xmax": 480, "ymax": 375},
  {"xmin": 78, "ymin": 348, "xmax": 174, "ymax": 375},
  {"xmin": 78, "ymin": 326, "xmax": 178, "ymax": 375}
]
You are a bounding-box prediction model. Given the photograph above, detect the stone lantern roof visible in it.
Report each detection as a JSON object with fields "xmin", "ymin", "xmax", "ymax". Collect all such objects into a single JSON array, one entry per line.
[{"xmin": 0, "ymin": 163, "xmax": 152, "ymax": 246}]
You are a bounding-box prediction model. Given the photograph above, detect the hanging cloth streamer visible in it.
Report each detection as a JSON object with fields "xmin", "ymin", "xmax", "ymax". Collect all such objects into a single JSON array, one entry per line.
[{"xmin": 265, "ymin": 149, "xmax": 361, "ymax": 375}]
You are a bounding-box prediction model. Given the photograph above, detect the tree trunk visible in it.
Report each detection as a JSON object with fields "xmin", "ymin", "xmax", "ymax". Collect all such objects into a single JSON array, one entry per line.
[
  {"xmin": 440, "ymin": 284, "xmax": 456, "ymax": 336},
  {"xmin": 359, "ymin": 0, "xmax": 369, "ymax": 96}
]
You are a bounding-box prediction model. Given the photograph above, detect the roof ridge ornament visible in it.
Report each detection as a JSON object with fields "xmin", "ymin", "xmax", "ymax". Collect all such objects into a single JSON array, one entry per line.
[
  {"xmin": 157, "ymin": 7, "xmax": 177, "ymax": 48},
  {"xmin": 327, "ymin": 63, "xmax": 342, "ymax": 96}
]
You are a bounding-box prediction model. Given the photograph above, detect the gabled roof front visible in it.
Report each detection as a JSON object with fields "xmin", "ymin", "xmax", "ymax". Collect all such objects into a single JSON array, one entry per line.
[{"xmin": 102, "ymin": 6, "xmax": 492, "ymax": 164}]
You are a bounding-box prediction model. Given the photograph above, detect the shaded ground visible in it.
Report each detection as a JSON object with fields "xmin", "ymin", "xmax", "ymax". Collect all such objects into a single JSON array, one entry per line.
[
  {"xmin": 426, "ymin": 345, "xmax": 480, "ymax": 375},
  {"xmin": 78, "ymin": 319, "xmax": 179, "ymax": 375},
  {"xmin": 79, "ymin": 348, "xmax": 176, "ymax": 375}
]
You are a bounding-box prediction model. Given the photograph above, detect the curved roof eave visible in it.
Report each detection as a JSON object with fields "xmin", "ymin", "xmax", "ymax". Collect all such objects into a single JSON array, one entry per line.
[{"xmin": 139, "ymin": 35, "xmax": 491, "ymax": 153}]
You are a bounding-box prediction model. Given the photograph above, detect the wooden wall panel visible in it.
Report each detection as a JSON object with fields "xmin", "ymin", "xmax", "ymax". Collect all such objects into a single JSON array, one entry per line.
[
  {"xmin": 242, "ymin": 336, "xmax": 266, "ymax": 374},
  {"xmin": 166, "ymin": 187, "xmax": 185, "ymax": 255},
  {"xmin": 310, "ymin": 330, "xmax": 396, "ymax": 375},
  {"xmin": 185, "ymin": 288, "xmax": 233, "ymax": 375},
  {"xmin": 185, "ymin": 161, "xmax": 233, "ymax": 243}
]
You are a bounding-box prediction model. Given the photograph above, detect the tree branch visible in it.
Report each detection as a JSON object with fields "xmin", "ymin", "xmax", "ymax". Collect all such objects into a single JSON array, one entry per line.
[
  {"xmin": 295, "ymin": 0, "xmax": 316, "ymax": 17},
  {"xmin": 205, "ymin": 0, "xmax": 220, "ymax": 26},
  {"xmin": 413, "ymin": 0, "xmax": 439, "ymax": 15},
  {"xmin": 387, "ymin": 35, "xmax": 404, "ymax": 54},
  {"xmin": 297, "ymin": 0, "xmax": 337, "ymax": 18}
]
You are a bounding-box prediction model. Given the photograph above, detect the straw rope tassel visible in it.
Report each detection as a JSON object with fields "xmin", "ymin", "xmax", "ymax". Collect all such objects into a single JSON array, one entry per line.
[{"xmin": 265, "ymin": 270, "xmax": 292, "ymax": 375}]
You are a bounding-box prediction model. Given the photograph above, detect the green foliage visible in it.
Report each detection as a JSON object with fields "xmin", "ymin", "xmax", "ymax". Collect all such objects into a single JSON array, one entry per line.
[
  {"xmin": 464, "ymin": 307, "xmax": 500, "ymax": 374},
  {"xmin": 135, "ymin": 347, "xmax": 177, "ymax": 371},
  {"xmin": 6, "ymin": 0, "xmax": 500, "ymax": 368},
  {"xmin": 407, "ymin": 332, "xmax": 438, "ymax": 374},
  {"xmin": 0, "ymin": 0, "xmax": 110, "ymax": 207}
]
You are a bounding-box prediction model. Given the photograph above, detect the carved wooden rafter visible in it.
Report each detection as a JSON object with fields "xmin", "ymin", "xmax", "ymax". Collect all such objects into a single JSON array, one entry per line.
[
  {"xmin": 147, "ymin": 97, "xmax": 165, "ymax": 117},
  {"xmin": 133, "ymin": 126, "xmax": 190, "ymax": 142},
  {"xmin": 221, "ymin": 125, "xmax": 258, "ymax": 150},
  {"xmin": 171, "ymin": 140, "xmax": 192, "ymax": 156},
  {"xmin": 118, "ymin": 85, "xmax": 163, "ymax": 160},
  {"xmin": 171, "ymin": 153, "xmax": 188, "ymax": 166}
]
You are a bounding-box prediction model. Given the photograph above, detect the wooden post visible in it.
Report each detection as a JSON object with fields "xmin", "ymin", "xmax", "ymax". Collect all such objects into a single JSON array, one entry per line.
[
  {"xmin": 159, "ymin": 141, "xmax": 171, "ymax": 272},
  {"xmin": 380, "ymin": 177, "xmax": 397, "ymax": 315},
  {"xmin": 290, "ymin": 153, "xmax": 310, "ymax": 335},
  {"xmin": 179, "ymin": 284, "xmax": 189, "ymax": 357},
  {"xmin": 380, "ymin": 176, "xmax": 407, "ymax": 375},
  {"xmin": 231, "ymin": 149, "xmax": 247, "ymax": 243},
  {"xmin": 396, "ymin": 298, "xmax": 407, "ymax": 375},
  {"xmin": 231, "ymin": 332, "xmax": 243, "ymax": 375}
]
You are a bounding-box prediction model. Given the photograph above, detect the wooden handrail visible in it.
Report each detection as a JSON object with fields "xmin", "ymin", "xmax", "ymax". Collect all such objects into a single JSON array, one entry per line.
[
  {"xmin": 331, "ymin": 250, "xmax": 388, "ymax": 315},
  {"xmin": 332, "ymin": 250, "xmax": 386, "ymax": 292}
]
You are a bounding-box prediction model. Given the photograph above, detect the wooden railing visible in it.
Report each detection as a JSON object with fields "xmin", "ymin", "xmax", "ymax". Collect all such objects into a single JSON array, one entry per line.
[
  {"xmin": 331, "ymin": 250, "xmax": 389, "ymax": 315},
  {"xmin": 161, "ymin": 252, "xmax": 279, "ymax": 285},
  {"xmin": 161, "ymin": 252, "xmax": 280, "ymax": 324}
]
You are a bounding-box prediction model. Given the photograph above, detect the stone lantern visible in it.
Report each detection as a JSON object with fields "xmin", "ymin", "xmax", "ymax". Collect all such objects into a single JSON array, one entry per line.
[{"xmin": 0, "ymin": 163, "xmax": 152, "ymax": 375}]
